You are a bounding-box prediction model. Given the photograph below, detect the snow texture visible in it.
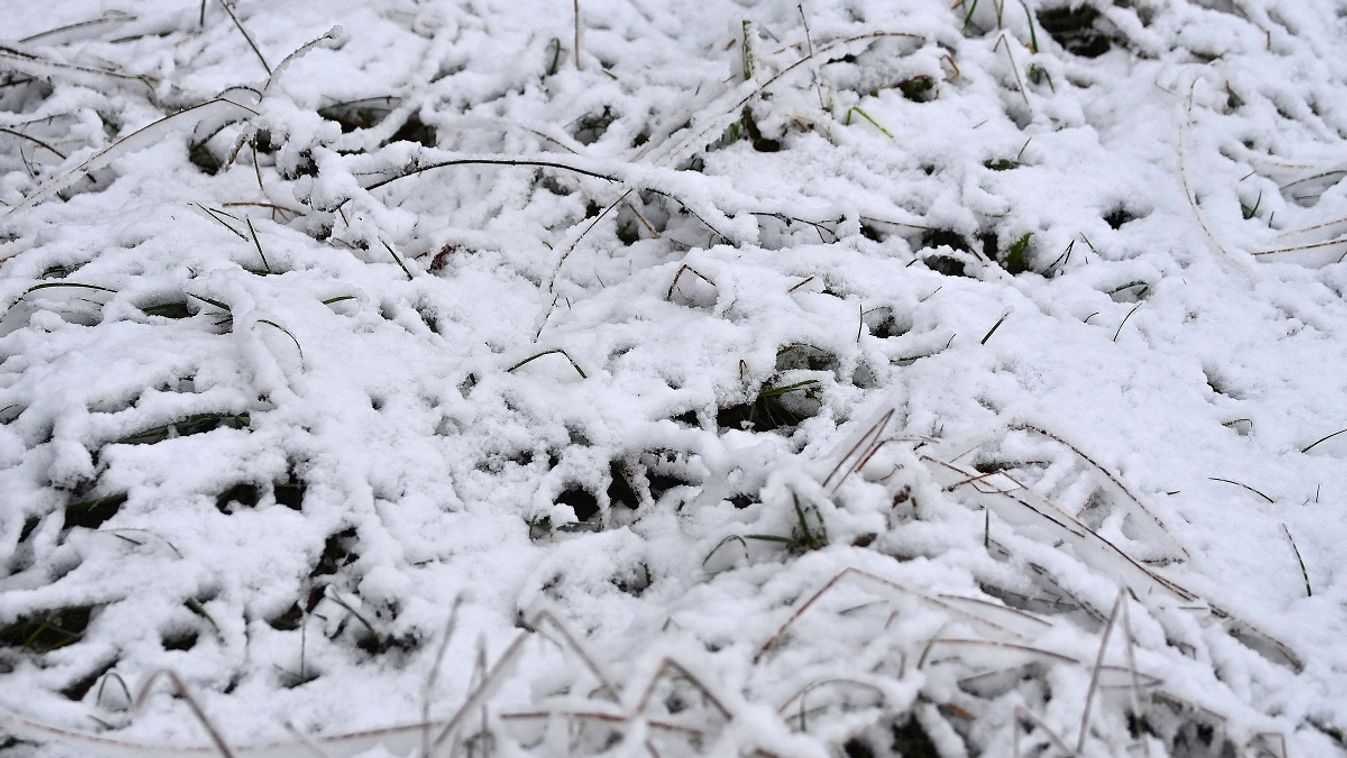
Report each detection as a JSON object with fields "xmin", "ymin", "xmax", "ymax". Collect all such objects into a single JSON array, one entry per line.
[{"xmin": 2, "ymin": 0, "xmax": 1347, "ymax": 755}]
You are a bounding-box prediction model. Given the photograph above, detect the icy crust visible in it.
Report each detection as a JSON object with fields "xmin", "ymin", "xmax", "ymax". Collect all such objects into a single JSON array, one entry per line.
[{"xmin": 2, "ymin": 0, "xmax": 1347, "ymax": 755}]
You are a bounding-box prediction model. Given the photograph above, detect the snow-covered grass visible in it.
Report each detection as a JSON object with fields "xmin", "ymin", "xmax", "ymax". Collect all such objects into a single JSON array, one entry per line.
[{"xmin": 2, "ymin": 0, "xmax": 1347, "ymax": 755}]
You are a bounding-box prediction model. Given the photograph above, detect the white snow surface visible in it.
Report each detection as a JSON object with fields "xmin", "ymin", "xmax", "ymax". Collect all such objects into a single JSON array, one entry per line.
[{"xmin": 1, "ymin": 0, "xmax": 1347, "ymax": 755}]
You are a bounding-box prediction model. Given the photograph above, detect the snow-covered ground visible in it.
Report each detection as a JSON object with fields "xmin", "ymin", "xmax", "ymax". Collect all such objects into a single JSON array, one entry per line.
[{"xmin": 2, "ymin": 0, "xmax": 1347, "ymax": 755}]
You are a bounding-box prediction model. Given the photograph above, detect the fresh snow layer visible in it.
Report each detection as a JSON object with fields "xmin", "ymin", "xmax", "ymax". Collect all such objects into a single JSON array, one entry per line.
[{"xmin": 2, "ymin": 0, "xmax": 1347, "ymax": 756}]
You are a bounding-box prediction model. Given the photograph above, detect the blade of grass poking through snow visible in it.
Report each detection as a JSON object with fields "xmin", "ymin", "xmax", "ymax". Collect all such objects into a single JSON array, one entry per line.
[
  {"xmin": 257, "ymin": 319, "xmax": 303, "ymax": 362},
  {"xmin": 187, "ymin": 292, "xmax": 231, "ymax": 312},
  {"xmin": 665, "ymin": 263, "xmax": 716, "ymax": 300},
  {"xmin": 545, "ymin": 30, "xmax": 922, "ymax": 284},
  {"xmin": 741, "ymin": 19, "xmax": 754, "ymax": 80},
  {"xmin": 2, "ymin": 98, "xmax": 257, "ymax": 223},
  {"xmin": 217, "ymin": 0, "xmax": 271, "ymax": 75},
  {"xmin": 1006, "ymin": 232, "xmax": 1032, "ymax": 273},
  {"xmin": 797, "ymin": 4, "xmax": 829, "ymax": 115},
  {"xmin": 641, "ymin": 29, "xmax": 920, "ymax": 167},
  {"xmin": 18, "ymin": 10, "xmax": 135, "ymax": 45},
  {"xmin": 1018, "ymin": 0, "xmax": 1039, "ymax": 52},
  {"xmin": 844, "ymin": 106, "xmax": 894, "ymax": 139},
  {"xmin": 183, "ymin": 598, "xmax": 221, "ymax": 638},
  {"xmin": 1014, "ymin": 423, "xmax": 1190, "ymax": 559},
  {"xmin": 961, "ymin": 0, "xmax": 981, "ymax": 27},
  {"xmin": 759, "ymin": 379, "xmax": 818, "ymax": 399},
  {"xmin": 0, "ymin": 49, "xmax": 149, "ymax": 92},
  {"xmin": 1301, "ymin": 427, "xmax": 1347, "ymax": 453},
  {"xmin": 1113, "ymin": 302, "xmax": 1142, "ymax": 342},
  {"xmin": 1282, "ymin": 524, "xmax": 1311, "ymax": 597},
  {"xmin": 246, "ymin": 218, "xmax": 272, "ymax": 273},
  {"xmin": 362, "ymin": 156, "xmax": 725, "ymax": 243},
  {"xmin": 507, "ymin": 349, "xmax": 587, "ymax": 378},
  {"xmin": 249, "ymin": 142, "xmax": 264, "ymax": 195},
  {"xmin": 993, "ymin": 33, "xmax": 1030, "ymax": 107},
  {"xmin": 379, "ymin": 240, "xmax": 414, "ymax": 280},
  {"xmin": 545, "ymin": 37, "xmax": 562, "ymax": 76},
  {"xmin": 702, "ymin": 534, "xmax": 751, "ymax": 569},
  {"xmin": 324, "ymin": 588, "xmax": 378, "ymax": 641},
  {"xmin": 0, "ymin": 127, "xmax": 67, "ymax": 159},
  {"xmin": 192, "ymin": 203, "xmax": 248, "ymax": 240},
  {"xmin": 321, "ymin": 295, "xmax": 357, "ymax": 305},
  {"xmin": 980, "ymin": 311, "xmax": 1010, "ymax": 344},
  {"xmin": 1278, "ymin": 170, "xmax": 1347, "ymax": 193},
  {"xmin": 1208, "ymin": 477, "xmax": 1274, "ymax": 503},
  {"xmin": 222, "ymin": 200, "xmax": 305, "ymax": 217},
  {"xmin": 263, "ymin": 26, "xmax": 343, "ymax": 97},
  {"xmin": 22, "ymin": 282, "xmax": 117, "ymax": 298},
  {"xmin": 1179, "ymin": 82, "xmax": 1228, "ymax": 259},
  {"xmin": 96, "ymin": 671, "xmax": 131, "ymax": 710},
  {"xmin": 1252, "ymin": 234, "xmax": 1347, "ymax": 258}
]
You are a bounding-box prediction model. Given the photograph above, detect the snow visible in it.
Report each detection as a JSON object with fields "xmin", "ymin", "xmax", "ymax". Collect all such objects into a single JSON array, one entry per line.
[{"xmin": 2, "ymin": 0, "xmax": 1347, "ymax": 755}]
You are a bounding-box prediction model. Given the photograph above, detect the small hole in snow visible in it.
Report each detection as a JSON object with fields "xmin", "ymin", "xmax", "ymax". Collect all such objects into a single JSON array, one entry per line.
[
  {"xmin": 557, "ymin": 486, "xmax": 601, "ymax": 526},
  {"xmin": 162, "ymin": 628, "xmax": 198, "ymax": 651},
  {"xmin": 1104, "ymin": 207, "xmax": 1140, "ymax": 229}
]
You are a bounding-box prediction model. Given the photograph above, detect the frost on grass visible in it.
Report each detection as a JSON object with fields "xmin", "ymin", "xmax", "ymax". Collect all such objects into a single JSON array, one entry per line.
[{"xmin": 2, "ymin": 0, "xmax": 1347, "ymax": 756}]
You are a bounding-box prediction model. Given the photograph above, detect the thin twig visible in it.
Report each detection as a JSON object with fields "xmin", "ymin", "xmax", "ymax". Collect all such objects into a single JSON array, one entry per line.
[
  {"xmin": 822, "ymin": 409, "xmax": 893, "ymax": 490},
  {"xmin": 1253, "ymin": 235, "xmax": 1347, "ymax": 257},
  {"xmin": 1014, "ymin": 423, "xmax": 1189, "ymax": 559},
  {"xmin": 1016, "ymin": 705, "xmax": 1076, "ymax": 756},
  {"xmin": 134, "ymin": 670, "xmax": 235, "ymax": 758},
  {"xmin": 637, "ymin": 658, "xmax": 731, "ymax": 720},
  {"xmin": 572, "ymin": 0, "xmax": 584, "ymax": 70},
  {"xmin": 797, "ymin": 4, "xmax": 828, "ymax": 113},
  {"xmin": 755, "ymin": 567, "xmax": 1019, "ymax": 661},
  {"xmin": 421, "ymin": 596, "xmax": 464, "ymax": 758},
  {"xmin": 498, "ymin": 708, "xmax": 705, "ymax": 738},
  {"xmin": 1179, "ymin": 80, "xmax": 1228, "ymax": 258},
  {"xmin": 665, "ymin": 263, "xmax": 716, "ymax": 300},
  {"xmin": 530, "ymin": 609, "xmax": 620, "ymax": 701},
  {"xmin": 777, "ymin": 677, "xmax": 885, "ymax": 716},
  {"xmin": 1120, "ymin": 594, "xmax": 1150, "ymax": 758},
  {"xmin": 426, "ymin": 631, "xmax": 530, "ymax": 752},
  {"xmin": 1078, "ymin": 592, "xmax": 1124, "ymax": 753}
]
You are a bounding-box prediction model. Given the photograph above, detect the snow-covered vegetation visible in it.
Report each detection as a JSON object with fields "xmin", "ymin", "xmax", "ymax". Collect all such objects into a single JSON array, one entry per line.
[{"xmin": 3, "ymin": 0, "xmax": 1347, "ymax": 755}]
